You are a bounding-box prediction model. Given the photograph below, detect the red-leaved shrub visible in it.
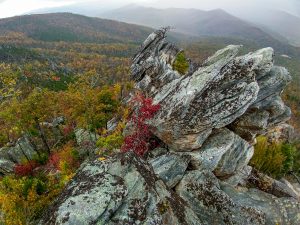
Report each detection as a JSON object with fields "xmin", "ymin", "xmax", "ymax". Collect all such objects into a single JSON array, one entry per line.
[
  {"xmin": 14, "ymin": 161, "xmax": 39, "ymax": 177},
  {"xmin": 121, "ymin": 93, "xmax": 160, "ymax": 156},
  {"xmin": 47, "ymin": 152, "xmax": 60, "ymax": 169}
]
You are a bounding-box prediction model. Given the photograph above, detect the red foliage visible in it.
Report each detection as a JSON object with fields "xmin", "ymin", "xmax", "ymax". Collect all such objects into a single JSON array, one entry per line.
[
  {"xmin": 121, "ymin": 94, "xmax": 160, "ymax": 156},
  {"xmin": 46, "ymin": 152, "xmax": 60, "ymax": 170},
  {"xmin": 62, "ymin": 124, "xmax": 75, "ymax": 136},
  {"xmin": 14, "ymin": 161, "xmax": 39, "ymax": 177}
]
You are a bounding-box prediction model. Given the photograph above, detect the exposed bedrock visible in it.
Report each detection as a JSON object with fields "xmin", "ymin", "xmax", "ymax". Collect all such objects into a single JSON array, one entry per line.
[
  {"xmin": 39, "ymin": 29, "xmax": 298, "ymax": 225},
  {"xmin": 131, "ymin": 28, "xmax": 291, "ymax": 151}
]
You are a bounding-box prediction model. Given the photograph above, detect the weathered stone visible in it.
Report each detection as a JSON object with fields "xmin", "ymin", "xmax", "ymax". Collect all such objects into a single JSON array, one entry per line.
[
  {"xmin": 74, "ymin": 129, "xmax": 99, "ymax": 155},
  {"xmin": 221, "ymin": 183, "xmax": 300, "ymax": 225},
  {"xmin": 224, "ymin": 165, "xmax": 252, "ymax": 187},
  {"xmin": 0, "ymin": 158, "xmax": 15, "ymax": 174},
  {"xmin": 185, "ymin": 128, "xmax": 253, "ymax": 178},
  {"xmin": 39, "ymin": 152, "xmax": 202, "ymax": 225},
  {"xmin": 107, "ymin": 117, "xmax": 119, "ymax": 133},
  {"xmin": 267, "ymin": 123, "xmax": 295, "ymax": 143},
  {"xmin": 0, "ymin": 136, "xmax": 38, "ymax": 175},
  {"xmin": 147, "ymin": 147, "xmax": 169, "ymax": 159},
  {"xmin": 132, "ymin": 28, "xmax": 275, "ymax": 151},
  {"xmin": 229, "ymin": 66, "xmax": 292, "ymax": 141},
  {"xmin": 37, "ymin": 29, "xmax": 297, "ymax": 225},
  {"xmin": 248, "ymin": 169, "xmax": 300, "ymax": 199},
  {"xmin": 150, "ymin": 153, "xmax": 191, "ymax": 188},
  {"xmin": 176, "ymin": 170, "xmax": 265, "ymax": 225}
]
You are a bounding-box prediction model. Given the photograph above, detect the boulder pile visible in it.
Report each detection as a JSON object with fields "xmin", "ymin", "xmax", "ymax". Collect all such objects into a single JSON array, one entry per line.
[{"xmin": 39, "ymin": 29, "xmax": 300, "ymax": 225}]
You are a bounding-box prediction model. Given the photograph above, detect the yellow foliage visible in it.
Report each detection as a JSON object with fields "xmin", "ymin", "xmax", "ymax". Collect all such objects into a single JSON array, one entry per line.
[
  {"xmin": 0, "ymin": 175, "xmax": 62, "ymax": 224},
  {"xmin": 250, "ymin": 136, "xmax": 286, "ymax": 178}
]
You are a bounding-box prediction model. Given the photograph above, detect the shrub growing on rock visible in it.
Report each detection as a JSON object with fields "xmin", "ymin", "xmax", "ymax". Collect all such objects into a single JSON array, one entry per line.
[
  {"xmin": 172, "ymin": 51, "xmax": 189, "ymax": 75},
  {"xmin": 250, "ymin": 136, "xmax": 298, "ymax": 178},
  {"xmin": 121, "ymin": 94, "xmax": 160, "ymax": 156}
]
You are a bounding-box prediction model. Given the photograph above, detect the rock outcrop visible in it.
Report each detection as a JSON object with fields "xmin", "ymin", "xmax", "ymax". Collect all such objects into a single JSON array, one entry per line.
[
  {"xmin": 39, "ymin": 29, "xmax": 299, "ymax": 225},
  {"xmin": 0, "ymin": 136, "xmax": 38, "ymax": 174},
  {"xmin": 131, "ymin": 29, "xmax": 277, "ymax": 151},
  {"xmin": 39, "ymin": 152, "xmax": 202, "ymax": 225}
]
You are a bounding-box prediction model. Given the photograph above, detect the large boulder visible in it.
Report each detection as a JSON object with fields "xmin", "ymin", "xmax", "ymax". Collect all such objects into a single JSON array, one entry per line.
[
  {"xmin": 39, "ymin": 152, "xmax": 202, "ymax": 225},
  {"xmin": 185, "ymin": 128, "xmax": 254, "ymax": 178},
  {"xmin": 176, "ymin": 170, "xmax": 266, "ymax": 225},
  {"xmin": 221, "ymin": 183, "xmax": 300, "ymax": 225},
  {"xmin": 131, "ymin": 29, "xmax": 277, "ymax": 151},
  {"xmin": 150, "ymin": 152, "xmax": 191, "ymax": 188},
  {"xmin": 39, "ymin": 152, "xmax": 300, "ymax": 225},
  {"xmin": 229, "ymin": 66, "xmax": 292, "ymax": 142}
]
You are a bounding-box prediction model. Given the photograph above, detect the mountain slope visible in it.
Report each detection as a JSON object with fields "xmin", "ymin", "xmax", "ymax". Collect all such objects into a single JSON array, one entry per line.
[
  {"xmin": 102, "ymin": 6, "xmax": 299, "ymax": 57},
  {"xmin": 0, "ymin": 13, "xmax": 152, "ymax": 44},
  {"xmin": 246, "ymin": 10, "xmax": 300, "ymax": 47}
]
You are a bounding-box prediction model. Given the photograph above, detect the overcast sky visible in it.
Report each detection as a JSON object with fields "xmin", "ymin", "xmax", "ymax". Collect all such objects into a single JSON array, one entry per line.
[{"xmin": 0, "ymin": 0, "xmax": 299, "ymax": 19}]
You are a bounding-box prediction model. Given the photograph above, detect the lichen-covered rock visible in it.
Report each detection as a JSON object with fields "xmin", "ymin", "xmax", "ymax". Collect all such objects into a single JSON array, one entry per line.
[
  {"xmin": 221, "ymin": 183, "xmax": 300, "ymax": 225},
  {"xmin": 132, "ymin": 28, "xmax": 276, "ymax": 151},
  {"xmin": 223, "ymin": 165, "xmax": 252, "ymax": 187},
  {"xmin": 0, "ymin": 158, "xmax": 15, "ymax": 174},
  {"xmin": 74, "ymin": 129, "xmax": 99, "ymax": 155},
  {"xmin": 39, "ymin": 152, "xmax": 202, "ymax": 225},
  {"xmin": 150, "ymin": 153, "xmax": 191, "ymax": 188},
  {"xmin": 176, "ymin": 170, "xmax": 266, "ymax": 225},
  {"xmin": 267, "ymin": 123, "xmax": 295, "ymax": 143},
  {"xmin": 248, "ymin": 169, "xmax": 300, "ymax": 200},
  {"xmin": 177, "ymin": 170, "xmax": 300, "ymax": 225},
  {"xmin": 229, "ymin": 66, "xmax": 292, "ymax": 141},
  {"xmin": 185, "ymin": 128, "xmax": 253, "ymax": 178}
]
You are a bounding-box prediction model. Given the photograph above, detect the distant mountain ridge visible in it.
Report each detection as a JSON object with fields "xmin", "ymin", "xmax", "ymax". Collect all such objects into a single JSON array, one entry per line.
[
  {"xmin": 101, "ymin": 5, "xmax": 300, "ymax": 57},
  {"xmin": 0, "ymin": 13, "xmax": 152, "ymax": 44},
  {"xmin": 244, "ymin": 10, "xmax": 300, "ymax": 47}
]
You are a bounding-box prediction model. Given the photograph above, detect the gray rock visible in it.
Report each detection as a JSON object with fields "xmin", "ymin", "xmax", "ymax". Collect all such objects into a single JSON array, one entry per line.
[
  {"xmin": 221, "ymin": 183, "xmax": 300, "ymax": 225},
  {"xmin": 224, "ymin": 165, "xmax": 253, "ymax": 187},
  {"xmin": 176, "ymin": 170, "xmax": 265, "ymax": 225},
  {"xmin": 37, "ymin": 29, "xmax": 297, "ymax": 225},
  {"xmin": 186, "ymin": 128, "xmax": 253, "ymax": 178},
  {"xmin": 39, "ymin": 152, "xmax": 202, "ymax": 225},
  {"xmin": 52, "ymin": 116, "xmax": 65, "ymax": 127},
  {"xmin": 147, "ymin": 147, "xmax": 169, "ymax": 159},
  {"xmin": 107, "ymin": 117, "xmax": 119, "ymax": 133},
  {"xmin": 0, "ymin": 136, "xmax": 37, "ymax": 175},
  {"xmin": 132, "ymin": 28, "xmax": 275, "ymax": 151},
  {"xmin": 248, "ymin": 169, "xmax": 300, "ymax": 200},
  {"xmin": 75, "ymin": 129, "xmax": 99, "ymax": 146},
  {"xmin": 150, "ymin": 153, "xmax": 191, "ymax": 188},
  {"xmin": 74, "ymin": 129, "xmax": 99, "ymax": 155},
  {"xmin": 230, "ymin": 66, "xmax": 292, "ymax": 141},
  {"xmin": 0, "ymin": 158, "xmax": 15, "ymax": 174},
  {"xmin": 267, "ymin": 123, "xmax": 295, "ymax": 143}
]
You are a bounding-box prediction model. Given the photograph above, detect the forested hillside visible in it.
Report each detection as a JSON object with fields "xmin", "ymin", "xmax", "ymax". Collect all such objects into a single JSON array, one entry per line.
[
  {"xmin": 0, "ymin": 13, "xmax": 299, "ymax": 224},
  {"xmin": 0, "ymin": 13, "xmax": 152, "ymax": 43}
]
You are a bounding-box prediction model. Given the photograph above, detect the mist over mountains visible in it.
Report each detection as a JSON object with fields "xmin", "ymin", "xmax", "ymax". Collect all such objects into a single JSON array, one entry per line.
[{"xmin": 23, "ymin": 0, "xmax": 300, "ymax": 48}]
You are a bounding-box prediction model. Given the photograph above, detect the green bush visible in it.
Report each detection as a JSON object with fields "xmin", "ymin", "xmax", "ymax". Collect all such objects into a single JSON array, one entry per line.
[{"xmin": 172, "ymin": 51, "xmax": 189, "ymax": 75}]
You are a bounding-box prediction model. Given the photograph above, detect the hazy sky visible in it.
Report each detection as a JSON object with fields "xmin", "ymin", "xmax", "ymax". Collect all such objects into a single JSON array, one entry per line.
[
  {"xmin": 0, "ymin": 0, "xmax": 151, "ymax": 18},
  {"xmin": 0, "ymin": 0, "xmax": 299, "ymax": 19}
]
